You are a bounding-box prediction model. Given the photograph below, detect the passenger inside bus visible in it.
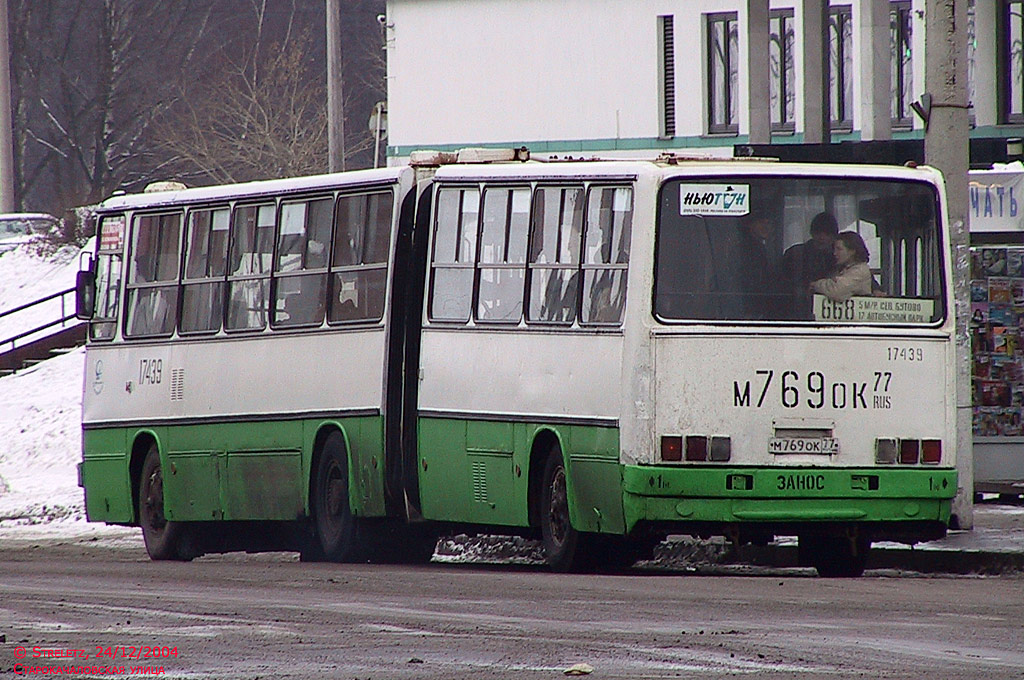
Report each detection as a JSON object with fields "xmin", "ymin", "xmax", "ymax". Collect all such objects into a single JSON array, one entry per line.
[
  {"xmin": 780, "ymin": 211, "xmax": 838, "ymax": 317},
  {"xmin": 810, "ymin": 231, "xmax": 874, "ymax": 302},
  {"xmin": 737, "ymin": 212, "xmax": 782, "ymax": 319}
]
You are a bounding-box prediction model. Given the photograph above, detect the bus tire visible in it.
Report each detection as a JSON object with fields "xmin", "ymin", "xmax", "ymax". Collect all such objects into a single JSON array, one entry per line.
[
  {"xmin": 799, "ymin": 533, "xmax": 870, "ymax": 578},
  {"xmin": 310, "ymin": 432, "xmax": 361, "ymax": 562},
  {"xmin": 138, "ymin": 445, "xmax": 192, "ymax": 561},
  {"xmin": 540, "ymin": 449, "xmax": 584, "ymax": 572}
]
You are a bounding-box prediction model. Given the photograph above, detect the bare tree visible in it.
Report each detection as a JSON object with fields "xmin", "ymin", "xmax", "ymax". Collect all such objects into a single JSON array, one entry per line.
[
  {"xmin": 156, "ymin": 0, "xmax": 382, "ymax": 185},
  {"xmin": 154, "ymin": 31, "xmax": 343, "ymax": 184},
  {"xmin": 9, "ymin": 0, "xmax": 215, "ymax": 214},
  {"xmin": 5, "ymin": 0, "xmax": 385, "ymax": 215}
]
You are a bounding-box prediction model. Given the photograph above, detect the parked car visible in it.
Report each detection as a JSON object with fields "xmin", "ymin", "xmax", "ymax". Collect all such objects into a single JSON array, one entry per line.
[{"xmin": 0, "ymin": 213, "xmax": 59, "ymax": 253}]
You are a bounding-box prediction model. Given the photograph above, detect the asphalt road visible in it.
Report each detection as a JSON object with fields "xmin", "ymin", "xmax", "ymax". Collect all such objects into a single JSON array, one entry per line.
[{"xmin": 1, "ymin": 538, "xmax": 1023, "ymax": 679}]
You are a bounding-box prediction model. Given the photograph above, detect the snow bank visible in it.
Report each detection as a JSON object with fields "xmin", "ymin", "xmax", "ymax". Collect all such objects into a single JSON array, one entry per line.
[{"xmin": 0, "ymin": 240, "xmax": 135, "ymax": 542}]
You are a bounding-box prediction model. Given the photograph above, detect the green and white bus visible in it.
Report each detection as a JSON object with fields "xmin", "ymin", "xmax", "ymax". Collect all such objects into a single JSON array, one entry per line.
[{"xmin": 77, "ymin": 152, "xmax": 957, "ymax": 576}]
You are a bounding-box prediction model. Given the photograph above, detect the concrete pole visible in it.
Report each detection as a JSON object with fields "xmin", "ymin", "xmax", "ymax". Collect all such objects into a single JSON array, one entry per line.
[
  {"xmin": 801, "ymin": 0, "xmax": 830, "ymax": 143},
  {"xmin": 326, "ymin": 0, "xmax": 346, "ymax": 172},
  {"xmin": 0, "ymin": 0, "xmax": 16, "ymax": 212},
  {"xmin": 858, "ymin": 0, "xmax": 892, "ymax": 141},
  {"xmin": 924, "ymin": 0, "xmax": 972, "ymax": 529},
  {"xmin": 747, "ymin": 0, "xmax": 771, "ymax": 144}
]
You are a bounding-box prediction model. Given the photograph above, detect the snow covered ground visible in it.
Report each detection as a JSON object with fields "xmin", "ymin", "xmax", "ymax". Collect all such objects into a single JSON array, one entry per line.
[{"xmin": 0, "ymin": 240, "xmax": 136, "ymax": 544}]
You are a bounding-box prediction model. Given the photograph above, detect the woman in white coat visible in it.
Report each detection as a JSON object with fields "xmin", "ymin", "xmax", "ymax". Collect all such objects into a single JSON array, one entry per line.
[{"xmin": 810, "ymin": 231, "xmax": 873, "ymax": 302}]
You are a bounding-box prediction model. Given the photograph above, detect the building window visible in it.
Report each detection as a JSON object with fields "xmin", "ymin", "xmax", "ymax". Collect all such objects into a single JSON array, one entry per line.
[
  {"xmin": 769, "ymin": 9, "xmax": 796, "ymax": 132},
  {"xmin": 658, "ymin": 15, "xmax": 676, "ymax": 138},
  {"xmin": 829, "ymin": 5, "xmax": 854, "ymax": 129},
  {"xmin": 1002, "ymin": 0, "xmax": 1024, "ymax": 123},
  {"xmin": 707, "ymin": 12, "xmax": 739, "ymax": 135},
  {"xmin": 890, "ymin": 1, "xmax": 914, "ymax": 127}
]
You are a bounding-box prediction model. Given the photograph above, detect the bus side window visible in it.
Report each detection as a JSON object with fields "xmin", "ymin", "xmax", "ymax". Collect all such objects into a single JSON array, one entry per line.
[
  {"xmin": 528, "ymin": 186, "xmax": 584, "ymax": 324},
  {"xmin": 226, "ymin": 203, "xmax": 274, "ymax": 331},
  {"xmin": 125, "ymin": 212, "xmax": 181, "ymax": 338},
  {"xmin": 329, "ymin": 191, "xmax": 393, "ymax": 324},
  {"xmin": 476, "ymin": 187, "xmax": 529, "ymax": 323},
  {"xmin": 581, "ymin": 186, "xmax": 631, "ymax": 325},
  {"xmin": 428, "ymin": 188, "xmax": 477, "ymax": 323},
  {"xmin": 181, "ymin": 207, "xmax": 229, "ymax": 334},
  {"xmin": 273, "ymin": 198, "xmax": 331, "ymax": 327}
]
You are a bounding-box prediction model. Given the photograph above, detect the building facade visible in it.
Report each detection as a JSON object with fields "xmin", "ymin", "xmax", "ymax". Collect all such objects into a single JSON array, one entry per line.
[{"xmin": 384, "ymin": 0, "xmax": 1020, "ymax": 164}]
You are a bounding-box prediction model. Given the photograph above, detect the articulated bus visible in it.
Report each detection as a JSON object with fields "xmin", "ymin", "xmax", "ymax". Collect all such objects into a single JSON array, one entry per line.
[{"xmin": 76, "ymin": 152, "xmax": 957, "ymax": 576}]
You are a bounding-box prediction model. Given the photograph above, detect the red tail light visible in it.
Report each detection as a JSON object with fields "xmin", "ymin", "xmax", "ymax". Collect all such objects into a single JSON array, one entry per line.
[
  {"xmin": 685, "ymin": 436, "xmax": 708, "ymax": 461},
  {"xmin": 921, "ymin": 439, "xmax": 942, "ymax": 465},
  {"xmin": 899, "ymin": 439, "xmax": 920, "ymax": 464},
  {"xmin": 661, "ymin": 435, "xmax": 682, "ymax": 461}
]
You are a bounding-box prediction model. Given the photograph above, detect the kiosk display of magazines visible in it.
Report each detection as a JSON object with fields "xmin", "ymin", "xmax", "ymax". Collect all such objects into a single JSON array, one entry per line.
[{"xmin": 970, "ymin": 164, "xmax": 1024, "ymax": 497}]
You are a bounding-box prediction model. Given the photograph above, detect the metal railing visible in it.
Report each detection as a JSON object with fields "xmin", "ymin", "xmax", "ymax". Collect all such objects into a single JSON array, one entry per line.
[{"xmin": 0, "ymin": 286, "xmax": 80, "ymax": 352}]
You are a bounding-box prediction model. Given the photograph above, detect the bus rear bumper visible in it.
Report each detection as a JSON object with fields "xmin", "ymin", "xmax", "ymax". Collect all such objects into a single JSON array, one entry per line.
[{"xmin": 621, "ymin": 465, "xmax": 956, "ymax": 542}]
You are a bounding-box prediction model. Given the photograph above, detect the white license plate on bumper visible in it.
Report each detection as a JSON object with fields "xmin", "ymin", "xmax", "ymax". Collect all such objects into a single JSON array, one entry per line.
[{"xmin": 768, "ymin": 437, "xmax": 839, "ymax": 455}]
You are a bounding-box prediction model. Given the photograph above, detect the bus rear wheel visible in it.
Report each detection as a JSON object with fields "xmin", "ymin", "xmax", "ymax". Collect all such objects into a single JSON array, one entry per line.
[
  {"xmin": 799, "ymin": 533, "xmax": 870, "ymax": 577},
  {"xmin": 138, "ymin": 445, "xmax": 192, "ymax": 561},
  {"xmin": 309, "ymin": 432, "xmax": 362, "ymax": 562},
  {"xmin": 540, "ymin": 450, "xmax": 585, "ymax": 572}
]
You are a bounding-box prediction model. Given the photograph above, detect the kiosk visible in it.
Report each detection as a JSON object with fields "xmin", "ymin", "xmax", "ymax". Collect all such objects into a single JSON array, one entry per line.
[{"xmin": 970, "ymin": 163, "xmax": 1024, "ymax": 498}]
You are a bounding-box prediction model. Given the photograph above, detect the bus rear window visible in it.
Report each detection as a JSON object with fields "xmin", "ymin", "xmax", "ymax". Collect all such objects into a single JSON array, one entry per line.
[{"xmin": 654, "ymin": 176, "xmax": 945, "ymax": 325}]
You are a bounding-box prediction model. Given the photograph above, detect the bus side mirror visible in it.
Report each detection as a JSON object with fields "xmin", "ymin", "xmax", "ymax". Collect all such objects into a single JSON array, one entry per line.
[{"xmin": 75, "ymin": 268, "xmax": 96, "ymax": 320}]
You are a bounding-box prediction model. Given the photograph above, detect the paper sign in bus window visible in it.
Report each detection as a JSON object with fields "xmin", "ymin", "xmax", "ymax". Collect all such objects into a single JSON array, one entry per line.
[{"xmin": 678, "ymin": 183, "xmax": 750, "ymax": 216}]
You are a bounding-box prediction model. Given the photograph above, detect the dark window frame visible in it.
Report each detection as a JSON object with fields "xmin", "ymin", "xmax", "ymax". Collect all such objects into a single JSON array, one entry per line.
[
  {"xmin": 659, "ymin": 15, "xmax": 677, "ymax": 138},
  {"xmin": 770, "ymin": 8, "xmax": 796, "ymax": 133},
  {"xmin": 829, "ymin": 5, "xmax": 854, "ymax": 130},
  {"xmin": 1000, "ymin": 0, "xmax": 1024, "ymax": 124},
  {"xmin": 890, "ymin": 0, "xmax": 914, "ymax": 128},
  {"xmin": 706, "ymin": 12, "xmax": 740, "ymax": 135}
]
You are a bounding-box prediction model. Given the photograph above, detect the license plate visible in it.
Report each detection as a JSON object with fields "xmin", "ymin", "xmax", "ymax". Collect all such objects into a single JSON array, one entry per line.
[{"xmin": 768, "ymin": 437, "xmax": 839, "ymax": 455}]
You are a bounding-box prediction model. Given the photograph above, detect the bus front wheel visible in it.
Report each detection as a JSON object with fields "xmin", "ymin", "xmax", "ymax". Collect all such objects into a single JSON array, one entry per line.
[
  {"xmin": 309, "ymin": 432, "xmax": 361, "ymax": 562},
  {"xmin": 138, "ymin": 445, "xmax": 192, "ymax": 561}
]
